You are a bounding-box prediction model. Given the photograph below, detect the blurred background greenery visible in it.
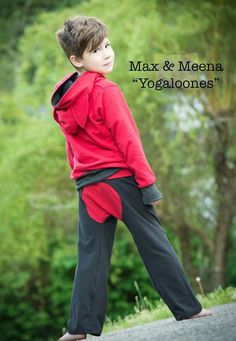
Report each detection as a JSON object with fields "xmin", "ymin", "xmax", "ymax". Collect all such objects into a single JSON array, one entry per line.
[{"xmin": 0, "ymin": 0, "xmax": 236, "ymax": 340}]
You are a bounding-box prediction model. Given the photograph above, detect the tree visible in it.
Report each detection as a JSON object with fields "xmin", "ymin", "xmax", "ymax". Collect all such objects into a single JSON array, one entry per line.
[{"xmin": 154, "ymin": 0, "xmax": 236, "ymax": 288}]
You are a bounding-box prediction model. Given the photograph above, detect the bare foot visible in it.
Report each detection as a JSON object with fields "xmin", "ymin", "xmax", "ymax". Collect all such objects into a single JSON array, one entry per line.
[
  {"xmin": 189, "ymin": 308, "xmax": 213, "ymax": 319},
  {"xmin": 58, "ymin": 332, "xmax": 87, "ymax": 341}
]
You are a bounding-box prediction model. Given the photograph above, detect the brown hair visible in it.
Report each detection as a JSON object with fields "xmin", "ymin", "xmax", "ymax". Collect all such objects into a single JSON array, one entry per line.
[{"xmin": 55, "ymin": 15, "xmax": 109, "ymax": 69}]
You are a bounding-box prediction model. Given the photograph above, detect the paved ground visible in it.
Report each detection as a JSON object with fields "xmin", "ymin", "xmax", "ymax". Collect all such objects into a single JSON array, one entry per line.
[{"xmin": 88, "ymin": 302, "xmax": 236, "ymax": 341}]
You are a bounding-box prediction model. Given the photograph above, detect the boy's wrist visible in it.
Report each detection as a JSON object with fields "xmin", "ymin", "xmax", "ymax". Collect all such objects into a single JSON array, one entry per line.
[{"xmin": 140, "ymin": 183, "xmax": 163, "ymax": 205}]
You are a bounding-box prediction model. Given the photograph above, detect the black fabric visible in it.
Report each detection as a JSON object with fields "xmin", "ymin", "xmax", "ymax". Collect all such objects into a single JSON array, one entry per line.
[
  {"xmin": 75, "ymin": 167, "xmax": 122, "ymax": 190},
  {"xmin": 140, "ymin": 183, "xmax": 163, "ymax": 204},
  {"xmin": 51, "ymin": 72, "xmax": 80, "ymax": 106},
  {"xmin": 75, "ymin": 169, "xmax": 164, "ymax": 205},
  {"xmin": 66, "ymin": 175, "xmax": 202, "ymax": 336}
]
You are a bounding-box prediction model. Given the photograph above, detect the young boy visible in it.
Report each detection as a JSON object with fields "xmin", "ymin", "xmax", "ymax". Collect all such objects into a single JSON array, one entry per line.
[{"xmin": 51, "ymin": 15, "xmax": 212, "ymax": 341}]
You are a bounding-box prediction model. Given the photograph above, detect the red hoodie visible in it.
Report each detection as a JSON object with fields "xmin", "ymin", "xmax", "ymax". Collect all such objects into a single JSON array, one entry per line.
[{"xmin": 51, "ymin": 71, "xmax": 156, "ymax": 189}]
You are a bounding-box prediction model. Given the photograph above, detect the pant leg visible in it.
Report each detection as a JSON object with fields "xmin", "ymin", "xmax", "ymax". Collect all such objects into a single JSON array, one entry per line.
[
  {"xmin": 101, "ymin": 176, "xmax": 202, "ymax": 321},
  {"xmin": 67, "ymin": 189, "xmax": 117, "ymax": 336}
]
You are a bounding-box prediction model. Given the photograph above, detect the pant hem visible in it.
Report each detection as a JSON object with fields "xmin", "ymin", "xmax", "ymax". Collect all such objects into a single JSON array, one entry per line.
[
  {"xmin": 67, "ymin": 329, "xmax": 101, "ymax": 337},
  {"xmin": 175, "ymin": 306, "xmax": 203, "ymax": 321}
]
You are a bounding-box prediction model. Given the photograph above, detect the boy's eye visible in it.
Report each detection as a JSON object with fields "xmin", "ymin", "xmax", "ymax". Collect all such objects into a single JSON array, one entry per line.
[{"xmin": 93, "ymin": 43, "xmax": 111, "ymax": 53}]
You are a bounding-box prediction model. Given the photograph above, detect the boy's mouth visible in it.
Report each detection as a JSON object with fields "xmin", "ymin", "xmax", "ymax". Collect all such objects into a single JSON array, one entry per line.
[{"xmin": 104, "ymin": 61, "xmax": 112, "ymax": 66}]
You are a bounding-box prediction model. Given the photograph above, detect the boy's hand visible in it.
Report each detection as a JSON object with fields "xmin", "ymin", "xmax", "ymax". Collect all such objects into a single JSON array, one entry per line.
[{"xmin": 151, "ymin": 200, "xmax": 161, "ymax": 206}]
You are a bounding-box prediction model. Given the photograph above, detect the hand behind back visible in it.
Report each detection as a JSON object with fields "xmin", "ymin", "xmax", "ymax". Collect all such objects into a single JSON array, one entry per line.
[{"xmin": 151, "ymin": 200, "xmax": 161, "ymax": 206}]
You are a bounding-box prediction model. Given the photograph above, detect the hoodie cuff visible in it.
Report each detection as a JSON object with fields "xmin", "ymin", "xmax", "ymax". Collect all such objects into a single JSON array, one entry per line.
[{"xmin": 140, "ymin": 184, "xmax": 163, "ymax": 205}]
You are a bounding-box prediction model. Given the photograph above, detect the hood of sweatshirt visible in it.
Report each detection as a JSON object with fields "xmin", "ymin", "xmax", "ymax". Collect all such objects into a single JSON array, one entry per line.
[{"xmin": 51, "ymin": 71, "xmax": 105, "ymax": 130}]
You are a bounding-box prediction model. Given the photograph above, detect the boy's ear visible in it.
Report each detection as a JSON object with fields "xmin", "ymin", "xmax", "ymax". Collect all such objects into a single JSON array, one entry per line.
[{"xmin": 69, "ymin": 55, "xmax": 83, "ymax": 68}]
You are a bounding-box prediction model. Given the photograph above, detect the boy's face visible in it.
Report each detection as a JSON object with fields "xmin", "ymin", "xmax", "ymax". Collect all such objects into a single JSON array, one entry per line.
[{"xmin": 70, "ymin": 36, "xmax": 115, "ymax": 75}]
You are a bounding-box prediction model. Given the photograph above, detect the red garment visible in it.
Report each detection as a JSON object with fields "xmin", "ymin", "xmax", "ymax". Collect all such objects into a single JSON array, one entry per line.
[
  {"xmin": 81, "ymin": 182, "xmax": 122, "ymax": 223},
  {"xmin": 79, "ymin": 168, "xmax": 133, "ymax": 223},
  {"xmin": 104, "ymin": 169, "xmax": 133, "ymax": 180},
  {"xmin": 51, "ymin": 71, "xmax": 156, "ymax": 189}
]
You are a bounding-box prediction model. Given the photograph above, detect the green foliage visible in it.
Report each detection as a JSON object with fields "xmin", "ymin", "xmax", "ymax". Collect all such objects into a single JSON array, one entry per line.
[
  {"xmin": 0, "ymin": 0, "xmax": 87, "ymax": 90},
  {"xmin": 0, "ymin": 116, "xmax": 76, "ymax": 340}
]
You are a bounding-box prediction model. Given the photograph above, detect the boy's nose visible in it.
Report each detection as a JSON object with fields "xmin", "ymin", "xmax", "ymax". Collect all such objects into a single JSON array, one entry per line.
[
  {"xmin": 103, "ymin": 53, "xmax": 111, "ymax": 60},
  {"xmin": 103, "ymin": 50, "xmax": 112, "ymax": 59}
]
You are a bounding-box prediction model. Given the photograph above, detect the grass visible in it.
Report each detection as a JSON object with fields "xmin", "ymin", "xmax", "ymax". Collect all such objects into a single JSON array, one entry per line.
[{"xmin": 100, "ymin": 284, "xmax": 236, "ymax": 335}]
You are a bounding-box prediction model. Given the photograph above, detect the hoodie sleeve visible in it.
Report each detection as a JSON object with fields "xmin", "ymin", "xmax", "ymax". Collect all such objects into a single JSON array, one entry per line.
[
  {"xmin": 101, "ymin": 84, "xmax": 157, "ymax": 188},
  {"xmin": 140, "ymin": 184, "xmax": 163, "ymax": 205},
  {"xmin": 66, "ymin": 140, "xmax": 74, "ymax": 170}
]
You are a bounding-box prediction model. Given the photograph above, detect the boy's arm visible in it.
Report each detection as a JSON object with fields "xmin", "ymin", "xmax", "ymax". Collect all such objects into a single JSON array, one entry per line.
[
  {"xmin": 66, "ymin": 140, "xmax": 74, "ymax": 169},
  {"xmin": 101, "ymin": 84, "xmax": 161, "ymax": 195},
  {"xmin": 140, "ymin": 184, "xmax": 163, "ymax": 205}
]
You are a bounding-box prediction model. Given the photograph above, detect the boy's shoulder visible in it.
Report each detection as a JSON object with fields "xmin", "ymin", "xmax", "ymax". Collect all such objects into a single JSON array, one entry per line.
[
  {"xmin": 53, "ymin": 71, "xmax": 119, "ymax": 92},
  {"xmin": 94, "ymin": 74, "xmax": 118, "ymax": 90},
  {"xmin": 93, "ymin": 74, "xmax": 124, "ymax": 100}
]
